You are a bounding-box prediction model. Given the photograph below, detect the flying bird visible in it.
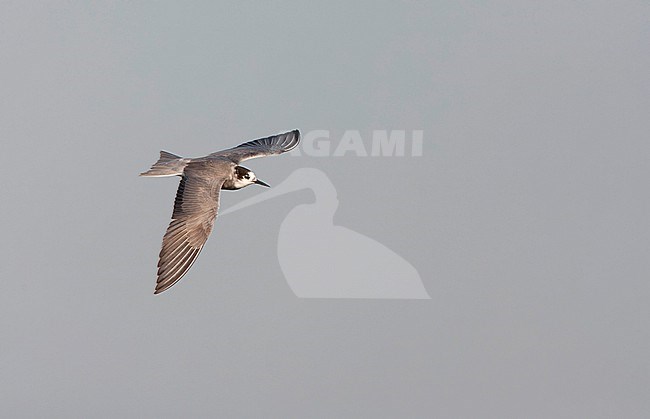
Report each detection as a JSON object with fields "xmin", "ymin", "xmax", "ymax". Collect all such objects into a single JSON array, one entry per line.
[{"xmin": 140, "ymin": 130, "xmax": 300, "ymax": 294}]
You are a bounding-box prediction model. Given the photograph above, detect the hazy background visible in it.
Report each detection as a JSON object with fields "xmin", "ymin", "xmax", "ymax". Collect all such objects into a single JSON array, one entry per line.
[{"xmin": 2, "ymin": 1, "xmax": 649, "ymax": 417}]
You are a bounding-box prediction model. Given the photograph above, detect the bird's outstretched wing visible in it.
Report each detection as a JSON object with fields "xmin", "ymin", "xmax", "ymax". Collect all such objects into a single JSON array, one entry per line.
[
  {"xmin": 209, "ymin": 129, "xmax": 300, "ymax": 163},
  {"xmin": 155, "ymin": 162, "xmax": 225, "ymax": 294}
]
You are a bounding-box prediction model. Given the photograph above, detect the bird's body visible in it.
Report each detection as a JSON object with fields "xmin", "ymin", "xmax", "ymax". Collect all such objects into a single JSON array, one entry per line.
[{"xmin": 140, "ymin": 130, "xmax": 300, "ymax": 294}]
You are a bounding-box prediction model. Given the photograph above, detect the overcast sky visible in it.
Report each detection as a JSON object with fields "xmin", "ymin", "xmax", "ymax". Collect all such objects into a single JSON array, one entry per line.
[{"xmin": 1, "ymin": 1, "xmax": 649, "ymax": 417}]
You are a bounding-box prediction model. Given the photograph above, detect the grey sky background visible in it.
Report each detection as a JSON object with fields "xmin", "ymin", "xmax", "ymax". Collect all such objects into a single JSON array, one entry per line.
[{"xmin": 1, "ymin": 1, "xmax": 649, "ymax": 417}]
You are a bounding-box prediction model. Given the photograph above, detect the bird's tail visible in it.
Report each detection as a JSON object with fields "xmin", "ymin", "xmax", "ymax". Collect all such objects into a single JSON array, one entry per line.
[{"xmin": 140, "ymin": 151, "xmax": 188, "ymax": 177}]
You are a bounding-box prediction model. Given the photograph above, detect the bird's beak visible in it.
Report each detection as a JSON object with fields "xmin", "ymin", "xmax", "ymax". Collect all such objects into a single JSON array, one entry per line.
[{"xmin": 254, "ymin": 179, "xmax": 270, "ymax": 187}]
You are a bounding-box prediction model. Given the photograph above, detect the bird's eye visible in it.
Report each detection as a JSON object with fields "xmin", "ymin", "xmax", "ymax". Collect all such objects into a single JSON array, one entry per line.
[{"xmin": 244, "ymin": 174, "xmax": 250, "ymax": 179}]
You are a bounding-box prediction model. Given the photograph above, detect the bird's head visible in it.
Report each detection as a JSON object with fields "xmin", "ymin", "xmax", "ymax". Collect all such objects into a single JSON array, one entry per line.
[{"xmin": 232, "ymin": 166, "xmax": 270, "ymax": 189}]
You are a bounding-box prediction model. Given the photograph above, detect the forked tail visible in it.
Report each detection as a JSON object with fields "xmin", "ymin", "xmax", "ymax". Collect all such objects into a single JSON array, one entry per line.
[{"xmin": 140, "ymin": 151, "xmax": 188, "ymax": 177}]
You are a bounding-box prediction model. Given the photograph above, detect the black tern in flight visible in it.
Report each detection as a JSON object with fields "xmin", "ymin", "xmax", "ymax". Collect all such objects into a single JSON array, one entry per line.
[{"xmin": 140, "ymin": 129, "xmax": 300, "ymax": 294}]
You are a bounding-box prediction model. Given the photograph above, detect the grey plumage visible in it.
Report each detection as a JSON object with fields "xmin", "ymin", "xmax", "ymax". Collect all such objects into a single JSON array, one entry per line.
[{"xmin": 141, "ymin": 130, "xmax": 300, "ymax": 294}]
